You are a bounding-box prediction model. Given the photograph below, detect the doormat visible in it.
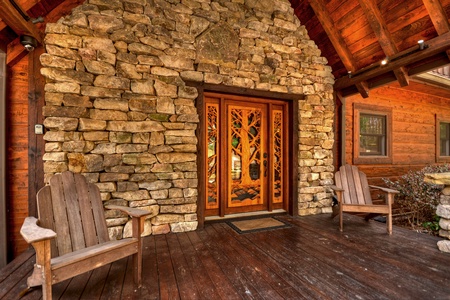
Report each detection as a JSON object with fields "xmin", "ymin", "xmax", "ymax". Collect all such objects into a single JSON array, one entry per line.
[{"xmin": 227, "ymin": 217, "xmax": 291, "ymax": 234}]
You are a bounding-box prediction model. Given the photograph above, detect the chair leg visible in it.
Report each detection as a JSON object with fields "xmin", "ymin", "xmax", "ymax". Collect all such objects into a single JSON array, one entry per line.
[
  {"xmin": 132, "ymin": 217, "xmax": 143, "ymax": 287},
  {"xmin": 133, "ymin": 252, "xmax": 142, "ymax": 287},
  {"xmin": 387, "ymin": 212, "xmax": 392, "ymax": 235},
  {"xmin": 339, "ymin": 205, "xmax": 344, "ymax": 232},
  {"xmin": 31, "ymin": 240, "xmax": 52, "ymax": 300}
]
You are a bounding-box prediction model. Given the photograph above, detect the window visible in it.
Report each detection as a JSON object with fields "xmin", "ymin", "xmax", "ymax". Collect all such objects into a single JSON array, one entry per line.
[
  {"xmin": 359, "ymin": 114, "xmax": 386, "ymax": 156},
  {"xmin": 440, "ymin": 122, "xmax": 450, "ymax": 156},
  {"xmin": 436, "ymin": 115, "xmax": 450, "ymax": 162},
  {"xmin": 353, "ymin": 104, "xmax": 392, "ymax": 164}
]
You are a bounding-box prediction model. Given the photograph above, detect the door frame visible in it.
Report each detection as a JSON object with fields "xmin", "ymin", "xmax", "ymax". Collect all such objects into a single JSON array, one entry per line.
[{"xmin": 189, "ymin": 82, "xmax": 302, "ymax": 227}]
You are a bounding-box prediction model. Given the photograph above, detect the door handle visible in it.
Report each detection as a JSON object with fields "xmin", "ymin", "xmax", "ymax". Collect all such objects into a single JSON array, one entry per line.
[{"xmin": 263, "ymin": 160, "xmax": 267, "ymax": 177}]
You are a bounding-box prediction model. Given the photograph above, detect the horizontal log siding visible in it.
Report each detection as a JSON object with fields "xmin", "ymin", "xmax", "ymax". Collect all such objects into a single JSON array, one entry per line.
[{"xmin": 345, "ymin": 83, "xmax": 450, "ymax": 185}]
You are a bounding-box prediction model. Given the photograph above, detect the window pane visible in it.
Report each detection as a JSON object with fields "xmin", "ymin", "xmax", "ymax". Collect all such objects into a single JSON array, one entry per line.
[
  {"xmin": 360, "ymin": 114, "xmax": 385, "ymax": 135},
  {"xmin": 360, "ymin": 114, "xmax": 386, "ymax": 156}
]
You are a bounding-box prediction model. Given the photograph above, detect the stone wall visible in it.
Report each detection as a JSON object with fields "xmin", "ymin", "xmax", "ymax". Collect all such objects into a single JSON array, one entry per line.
[
  {"xmin": 424, "ymin": 173, "xmax": 450, "ymax": 253},
  {"xmin": 40, "ymin": 0, "xmax": 335, "ymax": 238}
]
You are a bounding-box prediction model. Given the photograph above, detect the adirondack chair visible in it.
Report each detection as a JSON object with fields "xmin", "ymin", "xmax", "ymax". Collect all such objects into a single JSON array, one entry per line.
[
  {"xmin": 20, "ymin": 171, "xmax": 151, "ymax": 299},
  {"xmin": 331, "ymin": 164, "xmax": 399, "ymax": 234}
]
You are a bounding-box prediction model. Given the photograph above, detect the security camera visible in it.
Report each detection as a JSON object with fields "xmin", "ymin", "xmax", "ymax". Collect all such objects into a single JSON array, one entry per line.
[{"xmin": 20, "ymin": 35, "xmax": 38, "ymax": 52}]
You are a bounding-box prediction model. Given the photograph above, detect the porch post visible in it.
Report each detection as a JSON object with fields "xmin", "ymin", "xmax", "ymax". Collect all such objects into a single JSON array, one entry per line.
[{"xmin": 0, "ymin": 52, "xmax": 7, "ymax": 268}]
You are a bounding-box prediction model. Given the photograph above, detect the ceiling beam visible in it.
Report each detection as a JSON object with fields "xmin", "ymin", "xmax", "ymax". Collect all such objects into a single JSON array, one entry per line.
[
  {"xmin": 0, "ymin": 0, "xmax": 38, "ymax": 33},
  {"xmin": 334, "ymin": 31, "xmax": 450, "ymax": 90},
  {"xmin": 0, "ymin": 0, "xmax": 43, "ymax": 44},
  {"xmin": 5, "ymin": 0, "xmax": 85, "ymax": 67},
  {"xmin": 423, "ymin": 0, "xmax": 450, "ymax": 34},
  {"xmin": 309, "ymin": 0, "xmax": 371, "ymax": 98},
  {"xmin": 308, "ymin": 0, "xmax": 356, "ymax": 70},
  {"xmin": 358, "ymin": 0, "xmax": 409, "ymax": 87},
  {"xmin": 422, "ymin": 0, "xmax": 450, "ymax": 59}
]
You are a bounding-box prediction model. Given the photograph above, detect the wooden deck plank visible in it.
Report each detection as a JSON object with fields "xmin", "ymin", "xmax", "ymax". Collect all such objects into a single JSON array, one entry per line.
[
  {"xmin": 176, "ymin": 232, "xmax": 218, "ymax": 299},
  {"xmin": 0, "ymin": 251, "xmax": 36, "ymax": 299},
  {"xmin": 59, "ymin": 272, "xmax": 92, "ymax": 300},
  {"xmin": 199, "ymin": 226, "xmax": 279, "ymax": 299},
  {"xmin": 210, "ymin": 222, "xmax": 327, "ymax": 299},
  {"xmin": 0, "ymin": 248, "xmax": 34, "ymax": 283},
  {"xmin": 289, "ymin": 215, "xmax": 450, "ymax": 298},
  {"xmin": 235, "ymin": 224, "xmax": 373, "ymax": 299},
  {"xmin": 138, "ymin": 236, "xmax": 160, "ymax": 299},
  {"xmin": 265, "ymin": 218, "xmax": 405, "ymax": 299},
  {"xmin": 1, "ymin": 214, "xmax": 450, "ymax": 299},
  {"xmin": 154, "ymin": 235, "xmax": 180, "ymax": 300},
  {"xmin": 207, "ymin": 223, "xmax": 301, "ymax": 299},
  {"xmin": 99, "ymin": 257, "xmax": 127, "ymax": 300},
  {"xmin": 165, "ymin": 233, "xmax": 200, "ymax": 300},
  {"xmin": 80, "ymin": 264, "xmax": 110, "ymax": 299},
  {"xmin": 121, "ymin": 256, "xmax": 139, "ymax": 300},
  {"xmin": 186, "ymin": 230, "xmax": 241, "ymax": 299}
]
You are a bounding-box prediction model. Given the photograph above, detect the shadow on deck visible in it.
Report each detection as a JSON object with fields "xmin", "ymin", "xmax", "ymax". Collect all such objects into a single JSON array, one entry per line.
[{"xmin": 1, "ymin": 214, "xmax": 450, "ymax": 299}]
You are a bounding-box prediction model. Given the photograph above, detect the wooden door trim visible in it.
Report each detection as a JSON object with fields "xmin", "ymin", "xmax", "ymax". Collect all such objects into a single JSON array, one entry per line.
[
  {"xmin": 192, "ymin": 82, "xmax": 302, "ymax": 227},
  {"xmin": 28, "ymin": 47, "xmax": 45, "ymax": 218}
]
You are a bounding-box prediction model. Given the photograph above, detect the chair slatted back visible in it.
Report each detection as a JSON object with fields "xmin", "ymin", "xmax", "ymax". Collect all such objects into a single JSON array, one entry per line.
[
  {"xmin": 36, "ymin": 171, "xmax": 109, "ymax": 257},
  {"xmin": 335, "ymin": 164, "xmax": 372, "ymax": 205}
]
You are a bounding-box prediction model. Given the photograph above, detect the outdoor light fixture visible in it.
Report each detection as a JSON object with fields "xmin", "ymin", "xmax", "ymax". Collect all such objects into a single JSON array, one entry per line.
[
  {"xmin": 418, "ymin": 40, "xmax": 428, "ymax": 50},
  {"xmin": 20, "ymin": 35, "xmax": 37, "ymax": 52}
]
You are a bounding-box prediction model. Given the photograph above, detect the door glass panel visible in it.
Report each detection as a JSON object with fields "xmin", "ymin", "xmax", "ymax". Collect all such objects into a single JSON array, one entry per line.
[
  {"xmin": 229, "ymin": 106, "xmax": 263, "ymax": 207},
  {"xmin": 206, "ymin": 103, "xmax": 219, "ymax": 209},
  {"xmin": 273, "ymin": 109, "xmax": 283, "ymax": 203}
]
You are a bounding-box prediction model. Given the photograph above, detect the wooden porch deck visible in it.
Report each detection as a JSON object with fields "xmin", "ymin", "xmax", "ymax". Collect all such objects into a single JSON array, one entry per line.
[{"xmin": 1, "ymin": 214, "xmax": 450, "ymax": 300}]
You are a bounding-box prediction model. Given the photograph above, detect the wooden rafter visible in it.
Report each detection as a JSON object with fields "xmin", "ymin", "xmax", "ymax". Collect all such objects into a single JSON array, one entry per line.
[
  {"xmin": 5, "ymin": 0, "xmax": 84, "ymax": 66},
  {"xmin": 423, "ymin": 0, "xmax": 450, "ymax": 60},
  {"xmin": 423, "ymin": 0, "xmax": 450, "ymax": 34},
  {"xmin": 0, "ymin": 0, "xmax": 43, "ymax": 44},
  {"xmin": 358, "ymin": 0, "xmax": 409, "ymax": 87},
  {"xmin": 308, "ymin": 0, "xmax": 369, "ymax": 98},
  {"xmin": 0, "ymin": 0, "xmax": 38, "ymax": 33},
  {"xmin": 334, "ymin": 31, "xmax": 450, "ymax": 91}
]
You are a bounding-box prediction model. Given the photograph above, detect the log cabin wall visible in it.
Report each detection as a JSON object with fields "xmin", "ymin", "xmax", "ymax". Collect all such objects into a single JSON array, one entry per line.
[
  {"xmin": 38, "ymin": 0, "xmax": 335, "ymax": 242},
  {"xmin": 6, "ymin": 56, "xmax": 30, "ymax": 259},
  {"xmin": 343, "ymin": 83, "xmax": 450, "ymax": 186}
]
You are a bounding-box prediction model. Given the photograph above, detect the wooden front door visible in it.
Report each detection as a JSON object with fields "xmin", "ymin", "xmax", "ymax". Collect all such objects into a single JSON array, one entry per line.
[{"xmin": 204, "ymin": 92, "xmax": 289, "ymax": 217}]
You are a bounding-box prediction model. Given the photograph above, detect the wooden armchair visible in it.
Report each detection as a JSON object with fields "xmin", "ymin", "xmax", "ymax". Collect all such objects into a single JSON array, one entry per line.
[
  {"xmin": 20, "ymin": 171, "xmax": 151, "ymax": 299},
  {"xmin": 330, "ymin": 164, "xmax": 399, "ymax": 234}
]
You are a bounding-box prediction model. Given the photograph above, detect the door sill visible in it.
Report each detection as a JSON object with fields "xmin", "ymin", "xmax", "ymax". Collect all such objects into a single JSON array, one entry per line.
[{"xmin": 205, "ymin": 209, "xmax": 287, "ymax": 223}]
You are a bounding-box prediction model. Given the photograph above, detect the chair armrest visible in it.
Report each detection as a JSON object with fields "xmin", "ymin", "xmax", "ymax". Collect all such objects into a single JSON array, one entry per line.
[
  {"xmin": 329, "ymin": 185, "xmax": 344, "ymax": 192},
  {"xmin": 369, "ymin": 185, "xmax": 399, "ymax": 194},
  {"xmin": 105, "ymin": 205, "xmax": 152, "ymax": 218},
  {"xmin": 20, "ymin": 217, "xmax": 56, "ymax": 244}
]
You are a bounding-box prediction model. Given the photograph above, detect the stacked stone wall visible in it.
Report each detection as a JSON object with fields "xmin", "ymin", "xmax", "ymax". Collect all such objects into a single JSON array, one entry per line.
[{"xmin": 40, "ymin": 0, "xmax": 335, "ymax": 238}]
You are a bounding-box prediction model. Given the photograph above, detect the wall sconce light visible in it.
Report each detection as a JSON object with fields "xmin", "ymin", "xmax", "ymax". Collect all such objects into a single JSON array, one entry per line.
[
  {"xmin": 20, "ymin": 35, "xmax": 38, "ymax": 52},
  {"xmin": 348, "ymin": 71, "xmax": 352, "ymax": 78}
]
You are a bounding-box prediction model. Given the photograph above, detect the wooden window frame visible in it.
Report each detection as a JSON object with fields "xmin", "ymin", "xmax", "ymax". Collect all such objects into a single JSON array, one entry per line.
[
  {"xmin": 436, "ymin": 114, "xmax": 450, "ymax": 163},
  {"xmin": 353, "ymin": 103, "xmax": 392, "ymax": 164}
]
